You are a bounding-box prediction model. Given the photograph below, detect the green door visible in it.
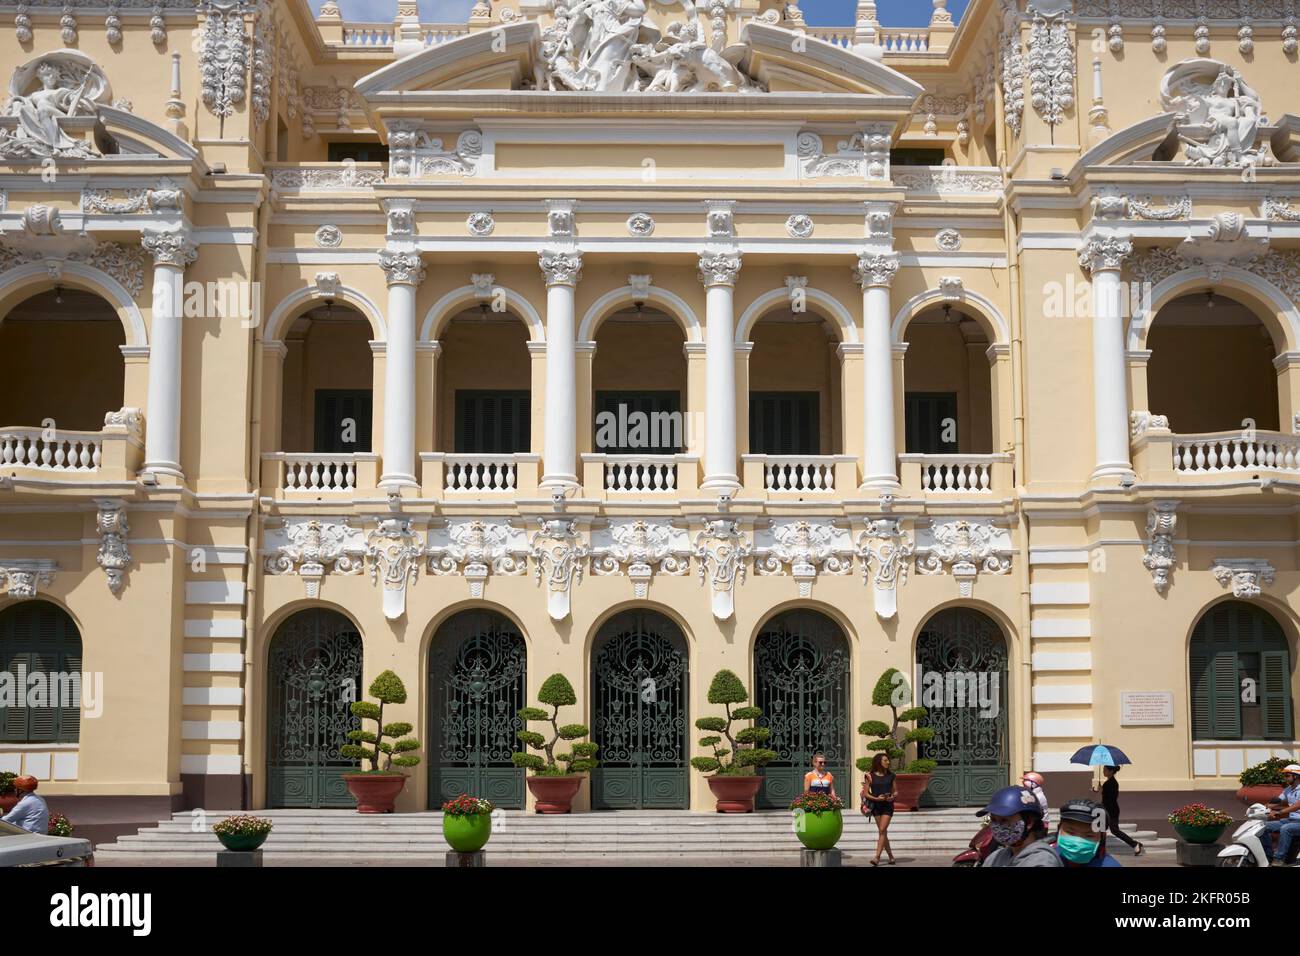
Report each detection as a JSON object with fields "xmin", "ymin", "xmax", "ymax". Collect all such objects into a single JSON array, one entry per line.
[
  {"xmin": 915, "ymin": 608, "xmax": 1009, "ymax": 807},
  {"xmin": 428, "ymin": 611, "xmax": 527, "ymax": 809},
  {"xmin": 591, "ymin": 610, "xmax": 689, "ymax": 809},
  {"xmin": 266, "ymin": 609, "xmax": 363, "ymax": 808},
  {"xmin": 754, "ymin": 611, "xmax": 850, "ymax": 808}
]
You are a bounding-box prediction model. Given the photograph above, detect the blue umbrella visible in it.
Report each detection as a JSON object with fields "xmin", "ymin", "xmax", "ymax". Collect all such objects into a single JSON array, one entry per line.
[{"xmin": 1069, "ymin": 744, "xmax": 1132, "ymax": 767}]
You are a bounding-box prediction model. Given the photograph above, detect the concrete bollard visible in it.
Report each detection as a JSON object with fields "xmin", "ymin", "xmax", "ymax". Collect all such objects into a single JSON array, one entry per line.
[
  {"xmin": 1176, "ymin": 841, "xmax": 1224, "ymax": 867},
  {"xmin": 800, "ymin": 848, "xmax": 842, "ymax": 867},
  {"xmin": 446, "ymin": 850, "xmax": 486, "ymax": 867},
  {"xmin": 217, "ymin": 849, "xmax": 263, "ymax": 868}
]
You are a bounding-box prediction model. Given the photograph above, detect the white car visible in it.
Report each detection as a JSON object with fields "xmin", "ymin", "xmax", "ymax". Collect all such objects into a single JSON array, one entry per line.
[{"xmin": 0, "ymin": 819, "xmax": 94, "ymax": 867}]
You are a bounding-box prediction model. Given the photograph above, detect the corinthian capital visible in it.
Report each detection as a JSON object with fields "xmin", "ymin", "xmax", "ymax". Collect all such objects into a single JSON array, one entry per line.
[
  {"xmin": 854, "ymin": 251, "xmax": 900, "ymax": 289},
  {"xmin": 141, "ymin": 227, "xmax": 198, "ymax": 268},
  {"xmin": 539, "ymin": 250, "xmax": 583, "ymax": 287},
  {"xmin": 379, "ymin": 249, "xmax": 427, "ymax": 287},
  {"xmin": 697, "ymin": 250, "xmax": 742, "ymax": 288},
  {"xmin": 1077, "ymin": 235, "xmax": 1134, "ymax": 275}
]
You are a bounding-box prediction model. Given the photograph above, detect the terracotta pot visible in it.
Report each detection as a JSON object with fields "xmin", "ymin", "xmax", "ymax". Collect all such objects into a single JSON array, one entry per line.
[
  {"xmin": 892, "ymin": 773, "xmax": 933, "ymax": 812},
  {"xmin": 526, "ymin": 775, "xmax": 583, "ymax": 813},
  {"xmin": 342, "ymin": 773, "xmax": 407, "ymax": 813},
  {"xmin": 0, "ymin": 795, "xmax": 17, "ymax": 814},
  {"xmin": 706, "ymin": 775, "xmax": 763, "ymax": 813},
  {"xmin": 1237, "ymin": 784, "xmax": 1285, "ymax": 805}
]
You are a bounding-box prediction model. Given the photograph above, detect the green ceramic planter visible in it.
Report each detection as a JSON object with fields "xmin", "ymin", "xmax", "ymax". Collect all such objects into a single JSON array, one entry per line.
[
  {"xmin": 1174, "ymin": 822, "xmax": 1227, "ymax": 845},
  {"xmin": 443, "ymin": 812, "xmax": 493, "ymax": 853},
  {"xmin": 216, "ymin": 831, "xmax": 269, "ymax": 852},
  {"xmin": 794, "ymin": 808, "xmax": 844, "ymax": 851}
]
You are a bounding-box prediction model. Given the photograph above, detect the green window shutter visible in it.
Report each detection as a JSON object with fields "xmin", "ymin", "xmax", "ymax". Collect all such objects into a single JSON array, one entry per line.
[
  {"xmin": 25, "ymin": 650, "xmax": 58, "ymax": 742},
  {"xmin": 0, "ymin": 602, "xmax": 82, "ymax": 744},
  {"xmin": 1210, "ymin": 652, "xmax": 1242, "ymax": 740},
  {"xmin": 59, "ymin": 649, "xmax": 82, "ymax": 744},
  {"xmin": 1, "ymin": 651, "xmax": 31, "ymax": 742},
  {"xmin": 1189, "ymin": 649, "xmax": 1214, "ymax": 739},
  {"xmin": 1260, "ymin": 649, "xmax": 1292, "ymax": 740},
  {"xmin": 749, "ymin": 392, "xmax": 818, "ymax": 455}
]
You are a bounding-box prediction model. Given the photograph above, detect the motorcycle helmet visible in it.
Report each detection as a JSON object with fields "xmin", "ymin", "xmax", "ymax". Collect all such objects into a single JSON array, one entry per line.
[
  {"xmin": 1058, "ymin": 798, "xmax": 1101, "ymax": 825},
  {"xmin": 13, "ymin": 775, "xmax": 37, "ymax": 792},
  {"xmin": 1021, "ymin": 771, "xmax": 1045, "ymax": 788},
  {"xmin": 976, "ymin": 785, "xmax": 1045, "ymax": 818}
]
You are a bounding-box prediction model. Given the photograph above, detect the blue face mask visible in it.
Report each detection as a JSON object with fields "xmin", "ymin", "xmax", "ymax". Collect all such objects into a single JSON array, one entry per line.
[{"xmin": 1057, "ymin": 833, "xmax": 1101, "ymax": 864}]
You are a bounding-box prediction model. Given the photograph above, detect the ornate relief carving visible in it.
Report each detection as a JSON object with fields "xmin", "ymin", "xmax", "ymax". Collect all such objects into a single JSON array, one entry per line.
[
  {"xmin": 893, "ymin": 168, "xmax": 1002, "ymax": 194},
  {"xmin": 1212, "ymin": 558, "xmax": 1275, "ymax": 598},
  {"xmin": 1091, "ymin": 188, "xmax": 1191, "ymax": 221},
  {"xmin": 936, "ymin": 228, "xmax": 963, "ymax": 251},
  {"xmin": 264, "ymin": 518, "xmax": 363, "ymax": 598},
  {"xmin": 915, "ymin": 519, "xmax": 1013, "ymax": 597},
  {"xmin": 388, "ymin": 126, "xmax": 482, "ymax": 177},
  {"xmin": 379, "ymin": 249, "xmax": 426, "ymax": 287},
  {"xmin": 1077, "ymin": 235, "xmax": 1133, "ymax": 274},
  {"xmin": 627, "ymin": 212, "xmax": 654, "ymax": 236},
  {"xmin": 698, "ymin": 250, "xmax": 742, "ymax": 287},
  {"xmin": 590, "ymin": 520, "xmax": 690, "ymax": 598},
  {"xmin": 1263, "ymin": 197, "xmax": 1300, "ymax": 222},
  {"xmin": 269, "ymin": 166, "xmax": 386, "ymax": 193},
  {"xmin": 314, "ymin": 224, "xmax": 343, "ymax": 248},
  {"xmin": 797, "ymin": 131, "xmax": 867, "ymax": 178},
  {"xmin": 94, "ymin": 498, "xmax": 130, "ymax": 596},
  {"xmin": 1026, "ymin": 1, "xmax": 1075, "ymax": 128},
  {"xmin": 693, "ymin": 519, "xmax": 751, "ymax": 621},
  {"xmin": 530, "ymin": 519, "xmax": 588, "ymax": 621},
  {"xmin": 0, "ymin": 52, "xmax": 112, "ymax": 160},
  {"xmin": 467, "ymin": 211, "xmax": 495, "ymax": 237},
  {"xmin": 857, "ymin": 518, "xmax": 915, "ymax": 620},
  {"xmin": 1160, "ymin": 59, "xmax": 1273, "ymax": 170},
  {"xmin": 0, "ymin": 560, "xmax": 57, "ymax": 598},
  {"xmin": 854, "ymin": 251, "xmax": 900, "ymax": 289},
  {"xmin": 1130, "ymin": 409, "xmax": 1170, "ymax": 437},
  {"xmin": 754, "ymin": 520, "xmax": 853, "ymax": 597},
  {"xmin": 1143, "ymin": 501, "xmax": 1177, "ymax": 594},
  {"xmin": 104, "ymin": 406, "xmax": 144, "ymax": 439},
  {"xmin": 0, "ymin": 207, "xmax": 148, "ymax": 297},
  {"xmin": 428, "ymin": 520, "xmax": 527, "ymax": 598},
  {"xmin": 141, "ymin": 227, "xmax": 198, "ymax": 268},
  {"xmin": 250, "ymin": 2, "xmax": 275, "ymax": 128},
  {"xmin": 539, "ymin": 249, "xmax": 583, "ymax": 286},
  {"xmin": 786, "ymin": 214, "xmax": 814, "ymax": 239},
  {"xmin": 999, "ymin": 3, "xmax": 1026, "ymax": 139},
  {"xmin": 199, "ymin": 0, "xmax": 250, "ymax": 121},
  {"xmin": 81, "ymin": 178, "xmax": 182, "ymax": 216},
  {"xmin": 365, "ymin": 518, "xmax": 423, "ymax": 620}
]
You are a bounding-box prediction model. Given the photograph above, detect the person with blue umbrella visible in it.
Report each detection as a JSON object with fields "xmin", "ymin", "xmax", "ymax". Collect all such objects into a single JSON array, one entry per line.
[{"xmin": 1071, "ymin": 744, "xmax": 1143, "ymax": 857}]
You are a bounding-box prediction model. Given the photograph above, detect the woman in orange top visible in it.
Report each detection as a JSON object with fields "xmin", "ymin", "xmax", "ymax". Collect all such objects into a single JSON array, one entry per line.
[{"xmin": 804, "ymin": 752, "xmax": 837, "ymax": 800}]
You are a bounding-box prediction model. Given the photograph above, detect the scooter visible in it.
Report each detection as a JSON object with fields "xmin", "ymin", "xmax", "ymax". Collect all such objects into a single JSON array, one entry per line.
[
  {"xmin": 953, "ymin": 821, "xmax": 997, "ymax": 867},
  {"xmin": 1217, "ymin": 803, "xmax": 1300, "ymax": 867}
]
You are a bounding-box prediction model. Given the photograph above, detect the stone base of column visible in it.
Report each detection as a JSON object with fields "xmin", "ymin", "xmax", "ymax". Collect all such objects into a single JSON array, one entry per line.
[
  {"xmin": 140, "ymin": 463, "xmax": 185, "ymax": 485},
  {"xmin": 1089, "ymin": 463, "xmax": 1137, "ymax": 486},
  {"xmin": 539, "ymin": 475, "xmax": 580, "ymax": 494},
  {"xmin": 700, "ymin": 475, "xmax": 741, "ymax": 495},
  {"xmin": 446, "ymin": 849, "xmax": 487, "ymax": 867},
  {"xmin": 858, "ymin": 476, "xmax": 901, "ymax": 494},
  {"xmin": 216, "ymin": 849, "xmax": 263, "ymax": 868},
  {"xmin": 378, "ymin": 474, "xmax": 419, "ymax": 494},
  {"xmin": 800, "ymin": 847, "xmax": 842, "ymax": 867}
]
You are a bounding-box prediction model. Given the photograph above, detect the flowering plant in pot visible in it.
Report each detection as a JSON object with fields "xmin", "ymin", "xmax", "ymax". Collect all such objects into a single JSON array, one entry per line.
[
  {"xmin": 856, "ymin": 668, "xmax": 936, "ymax": 811},
  {"xmin": 690, "ymin": 669, "xmax": 777, "ymax": 813},
  {"xmin": 48, "ymin": 813, "xmax": 74, "ymax": 838},
  {"xmin": 511, "ymin": 673, "xmax": 599, "ymax": 813},
  {"xmin": 212, "ymin": 815, "xmax": 273, "ymax": 852},
  {"xmin": 441, "ymin": 795, "xmax": 495, "ymax": 853},
  {"xmin": 1168, "ymin": 803, "xmax": 1232, "ymax": 844},
  {"xmin": 790, "ymin": 791, "xmax": 845, "ymax": 850},
  {"xmin": 1237, "ymin": 756, "xmax": 1295, "ymax": 804},
  {"xmin": 339, "ymin": 670, "xmax": 422, "ymax": 813},
  {"xmin": 0, "ymin": 772, "xmax": 17, "ymax": 814}
]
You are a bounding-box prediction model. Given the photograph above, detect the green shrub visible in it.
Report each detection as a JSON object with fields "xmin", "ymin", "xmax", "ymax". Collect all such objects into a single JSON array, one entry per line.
[
  {"xmin": 855, "ymin": 668, "xmax": 935, "ymax": 775},
  {"xmin": 511, "ymin": 673, "xmax": 599, "ymax": 776},
  {"xmin": 339, "ymin": 670, "xmax": 422, "ymax": 773},
  {"xmin": 1239, "ymin": 755, "xmax": 1296, "ymax": 787},
  {"xmin": 690, "ymin": 669, "xmax": 777, "ymax": 776},
  {"xmin": 0, "ymin": 772, "xmax": 15, "ymax": 796}
]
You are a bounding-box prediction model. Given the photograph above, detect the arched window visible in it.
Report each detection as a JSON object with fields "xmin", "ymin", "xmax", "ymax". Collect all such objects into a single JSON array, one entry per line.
[
  {"xmin": 1190, "ymin": 601, "xmax": 1292, "ymax": 741},
  {"xmin": 0, "ymin": 601, "xmax": 82, "ymax": 743}
]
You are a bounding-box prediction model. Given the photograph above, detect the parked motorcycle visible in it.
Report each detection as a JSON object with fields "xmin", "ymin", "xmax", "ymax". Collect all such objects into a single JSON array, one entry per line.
[
  {"xmin": 1217, "ymin": 803, "xmax": 1300, "ymax": 867},
  {"xmin": 953, "ymin": 821, "xmax": 997, "ymax": 867}
]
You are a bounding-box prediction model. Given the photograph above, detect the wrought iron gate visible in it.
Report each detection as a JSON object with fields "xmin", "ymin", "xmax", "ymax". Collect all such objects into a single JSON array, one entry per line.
[
  {"xmin": 428, "ymin": 611, "xmax": 527, "ymax": 808},
  {"xmin": 915, "ymin": 608, "xmax": 1009, "ymax": 807},
  {"xmin": 591, "ymin": 610, "xmax": 689, "ymax": 809},
  {"xmin": 754, "ymin": 611, "xmax": 850, "ymax": 809},
  {"xmin": 266, "ymin": 609, "xmax": 363, "ymax": 808}
]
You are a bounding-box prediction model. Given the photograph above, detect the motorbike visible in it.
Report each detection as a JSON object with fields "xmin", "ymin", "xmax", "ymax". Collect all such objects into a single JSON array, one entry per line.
[
  {"xmin": 953, "ymin": 821, "xmax": 997, "ymax": 867},
  {"xmin": 1217, "ymin": 803, "xmax": 1300, "ymax": 867}
]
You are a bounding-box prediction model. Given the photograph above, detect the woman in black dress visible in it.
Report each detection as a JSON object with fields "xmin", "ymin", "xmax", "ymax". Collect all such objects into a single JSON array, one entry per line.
[
  {"xmin": 860, "ymin": 752, "xmax": 897, "ymax": 865},
  {"xmin": 1092, "ymin": 764, "xmax": 1143, "ymax": 855}
]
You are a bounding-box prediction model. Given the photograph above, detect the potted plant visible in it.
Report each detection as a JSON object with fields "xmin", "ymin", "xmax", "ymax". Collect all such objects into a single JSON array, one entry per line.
[
  {"xmin": 1169, "ymin": 803, "xmax": 1232, "ymax": 844},
  {"xmin": 339, "ymin": 670, "xmax": 422, "ymax": 813},
  {"xmin": 212, "ymin": 815, "xmax": 273, "ymax": 852},
  {"xmin": 48, "ymin": 813, "xmax": 74, "ymax": 838},
  {"xmin": 441, "ymin": 795, "xmax": 495, "ymax": 853},
  {"xmin": 1237, "ymin": 756, "xmax": 1294, "ymax": 804},
  {"xmin": 857, "ymin": 668, "xmax": 936, "ymax": 811},
  {"xmin": 511, "ymin": 673, "xmax": 599, "ymax": 813},
  {"xmin": 690, "ymin": 669, "xmax": 777, "ymax": 813},
  {"xmin": 0, "ymin": 772, "xmax": 17, "ymax": 814},
  {"xmin": 790, "ymin": 791, "xmax": 845, "ymax": 850}
]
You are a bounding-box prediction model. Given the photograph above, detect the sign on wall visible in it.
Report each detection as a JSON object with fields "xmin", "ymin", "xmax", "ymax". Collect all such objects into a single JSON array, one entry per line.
[{"xmin": 1120, "ymin": 691, "xmax": 1175, "ymax": 726}]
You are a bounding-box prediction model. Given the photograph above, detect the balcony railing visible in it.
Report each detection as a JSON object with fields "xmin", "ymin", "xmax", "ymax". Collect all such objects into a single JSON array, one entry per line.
[
  {"xmin": 0, "ymin": 413, "xmax": 143, "ymax": 482},
  {"xmin": 1133, "ymin": 426, "xmax": 1300, "ymax": 485},
  {"xmin": 742, "ymin": 455, "xmax": 857, "ymax": 498},
  {"xmin": 583, "ymin": 454, "xmax": 699, "ymax": 498},
  {"xmin": 422, "ymin": 453, "xmax": 541, "ymax": 498},
  {"xmin": 263, "ymin": 453, "xmax": 379, "ymax": 496},
  {"xmin": 900, "ymin": 454, "xmax": 1015, "ymax": 498}
]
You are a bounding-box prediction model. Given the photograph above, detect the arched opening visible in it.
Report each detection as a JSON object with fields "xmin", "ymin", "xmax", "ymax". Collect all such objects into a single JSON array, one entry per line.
[
  {"xmin": 749, "ymin": 308, "xmax": 843, "ymax": 459},
  {"xmin": 914, "ymin": 607, "xmax": 1009, "ymax": 807},
  {"xmin": 1148, "ymin": 292, "xmax": 1279, "ymax": 434},
  {"xmin": 279, "ymin": 302, "xmax": 374, "ymax": 491},
  {"xmin": 1190, "ymin": 601, "xmax": 1292, "ymax": 741},
  {"xmin": 265, "ymin": 608, "xmax": 363, "ymax": 808},
  {"xmin": 0, "ymin": 287, "xmax": 125, "ymax": 432},
  {"xmin": 427, "ymin": 609, "xmax": 528, "ymax": 809},
  {"xmin": 752, "ymin": 609, "xmax": 850, "ymax": 808},
  {"xmin": 591, "ymin": 305, "xmax": 686, "ymax": 491},
  {"xmin": 0, "ymin": 600, "xmax": 82, "ymax": 744},
  {"xmin": 590, "ymin": 608, "xmax": 689, "ymax": 809},
  {"xmin": 903, "ymin": 303, "xmax": 993, "ymax": 455}
]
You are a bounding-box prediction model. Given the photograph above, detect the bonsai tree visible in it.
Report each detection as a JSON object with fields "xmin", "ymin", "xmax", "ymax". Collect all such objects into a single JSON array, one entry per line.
[
  {"xmin": 690, "ymin": 669, "xmax": 777, "ymax": 776},
  {"xmin": 856, "ymin": 668, "xmax": 937, "ymax": 775},
  {"xmin": 512, "ymin": 674, "xmax": 599, "ymax": 776},
  {"xmin": 339, "ymin": 670, "xmax": 422, "ymax": 773}
]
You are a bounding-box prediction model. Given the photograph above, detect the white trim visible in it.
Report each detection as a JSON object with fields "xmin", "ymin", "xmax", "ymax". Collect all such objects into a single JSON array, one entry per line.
[
  {"xmin": 182, "ymin": 687, "xmax": 244, "ymax": 706},
  {"xmin": 182, "ymin": 721, "xmax": 243, "ymax": 741},
  {"xmin": 183, "ymin": 619, "xmax": 245, "ymax": 639},
  {"xmin": 180, "ymin": 754, "xmax": 243, "ymax": 775},
  {"xmin": 1129, "ymin": 264, "xmax": 1300, "ymax": 352},
  {"xmin": 1031, "ymin": 652, "xmax": 1093, "ymax": 672},
  {"xmin": 736, "ymin": 285, "xmax": 859, "ymax": 345},
  {"xmin": 182, "ymin": 653, "xmax": 244, "ymax": 673},
  {"xmin": 265, "ymin": 283, "xmax": 387, "ymax": 346},
  {"xmin": 1029, "ymin": 583, "xmax": 1090, "ymax": 606},
  {"xmin": 0, "ymin": 260, "xmax": 148, "ymax": 346},
  {"xmin": 1029, "ymin": 549, "xmax": 1090, "ymax": 565},
  {"xmin": 579, "ymin": 284, "xmax": 702, "ymax": 343},
  {"xmin": 1033, "ymin": 752, "xmax": 1093, "ymax": 772},
  {"xmin": 891, "ymin": 286, "xmax": 1010, "ymax": 346},
  {"xmin": 184, "ymin": 582, "xmax": 246, "ymax": 606},
  {"xmin": 1032, "ymin": 684, "xmax": 1093, "ymax": 705},
  {"xmin": 420, "ymin": 283, "xmax": 544, "ymax": 343},
  {"xmin": 1033, "ymin": 718, "xmax": 1094, "ymax": 738},
  {"xmin": 1031, "ymin": 618, "xmax": 1092, "ymax": 639}
]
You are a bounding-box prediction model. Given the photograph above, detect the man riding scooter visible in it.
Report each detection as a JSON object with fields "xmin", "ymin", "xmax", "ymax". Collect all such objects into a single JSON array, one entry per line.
[{"xmin": 1261, "ymin": 763, "xmax": 1300, "ymax": 866}]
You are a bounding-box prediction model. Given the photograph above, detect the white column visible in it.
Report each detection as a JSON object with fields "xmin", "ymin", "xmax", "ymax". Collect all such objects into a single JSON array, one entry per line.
[
  {"xmin": 699, "ymin": 250, "xmax": 742, "ymax": 494},
  {"xmin": 378, "ymin": 248, "xmax": 425, "ymax": 490},
  {"xmin": 1078, "ymin": 235, "xmax": 1134, "ymax": 481},
  {"xmin": 140, "ymin": 227, "xmax": 197, "ymax": 479},
  {"xmin": 855, "ymin": 251, "xmax": 900, "ymax": 490},
  {"xmin": 540, "ymin": 250, "xmax": 582, "ymax": 490}
]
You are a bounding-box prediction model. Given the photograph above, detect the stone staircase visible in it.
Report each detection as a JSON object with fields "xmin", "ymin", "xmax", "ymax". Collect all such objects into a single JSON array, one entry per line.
[{"xmin": 92, "ymin": 808, "xmax": 1177, "ymax": 866}]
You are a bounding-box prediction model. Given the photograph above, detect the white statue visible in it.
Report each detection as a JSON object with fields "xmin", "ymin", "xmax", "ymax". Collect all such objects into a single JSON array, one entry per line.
[
  {"xmin": 0, "ymin": 53, "xmax": 110, "ymax": 160},
  {"xmin": 634, "ymin": 20, "xmax": 759, "ymax": 93},
  {"xmin": 1160, "ymin": 59, "xmax": 1271, "ymax": 169}
]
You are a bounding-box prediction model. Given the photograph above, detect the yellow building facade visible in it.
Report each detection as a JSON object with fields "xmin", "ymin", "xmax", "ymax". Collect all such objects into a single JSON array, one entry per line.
[{"xmin": 1, "ymin": 0, "xmax": 1299, "ymax": 835}]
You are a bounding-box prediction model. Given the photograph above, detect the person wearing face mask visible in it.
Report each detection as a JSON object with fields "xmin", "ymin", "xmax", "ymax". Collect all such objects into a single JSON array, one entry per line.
[
  {"xmin": 977, "ymin": 785, "xmax": 1062, "ymax": 867},
  {"xmin": 1054, "ymin": 798, "xmax": 1122, "ymax": 868}
]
